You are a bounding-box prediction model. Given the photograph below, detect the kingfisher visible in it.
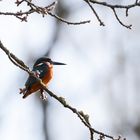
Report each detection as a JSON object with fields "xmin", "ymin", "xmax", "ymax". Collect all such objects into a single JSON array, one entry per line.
[{"xmin": 20, "ymin": 57, "xmax": 66, "ymax": 100}]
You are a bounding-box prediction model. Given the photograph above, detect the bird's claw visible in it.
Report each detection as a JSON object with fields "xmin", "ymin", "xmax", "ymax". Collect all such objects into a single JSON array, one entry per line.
[
  {"xmin": 40, "ymin": 94, "xmax": 47, "ymax": 101},
  {"xmin": 19, "ymin": 88, "xmax": 26, "ymax": 95},
  {"xmin": 40, "ymin": 90, "xmax": 47, "ymax": 101}
]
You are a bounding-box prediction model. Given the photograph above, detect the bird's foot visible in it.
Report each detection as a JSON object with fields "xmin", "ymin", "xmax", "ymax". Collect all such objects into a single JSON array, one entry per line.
[
  {"xmin": 40, "ymin": 90, "xmax": 47, "ymax": 101},
  {"xmin": 19, "ymin": 88, "xmax": 26, "ymax": 95}
]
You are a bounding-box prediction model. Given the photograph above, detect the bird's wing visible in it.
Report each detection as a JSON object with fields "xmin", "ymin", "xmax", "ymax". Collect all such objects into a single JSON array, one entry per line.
[{"xmin": 25, "ymin": 63, "xmax": 48, "ymax": 90}]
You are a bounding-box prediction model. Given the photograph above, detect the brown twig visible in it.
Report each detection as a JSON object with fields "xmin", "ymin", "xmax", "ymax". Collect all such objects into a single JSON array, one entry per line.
[
  {"xmin": 0, "ymin": 40, "xmax": 126, "ymax": 140},
  {"xmin": 86, "ymin": 0, "xmax": 140, "ymax": 29},
  {"xmin": 88, "ymin": 0, "xmax": 140, "ymax": 9},
  {"xmin": 48, "ymin": 12, "xmax": 90, "ymax": 25},
  {"xmin": 1, "ymin": 0, "xmax": 139, "ymax": 28},
  {"xmin": 84, "ymin": 0, "xmax": 105, "ymax": 26},
  {"xmin": 112, "ymin": 8, "xmax": 132, "ymax": 29},
  {"xmin": 0, "ymin": 0, "xmax": 90, "ymax": 25}
]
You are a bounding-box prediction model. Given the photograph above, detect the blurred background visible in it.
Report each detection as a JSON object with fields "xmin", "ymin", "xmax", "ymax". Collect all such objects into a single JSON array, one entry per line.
[{"xmin": 0, "ymin": 0, "xmax": 140, "ymax": 140}]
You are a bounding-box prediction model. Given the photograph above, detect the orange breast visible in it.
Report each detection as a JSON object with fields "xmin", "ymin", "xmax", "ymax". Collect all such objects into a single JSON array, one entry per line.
[{"xmin": 42, "ymin": 67, "xmax": 53, "ymax": 85}]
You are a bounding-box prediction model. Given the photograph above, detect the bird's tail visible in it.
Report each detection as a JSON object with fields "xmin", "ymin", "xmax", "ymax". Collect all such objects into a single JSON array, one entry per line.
[{"xmin": 22, "ymin": 91, "xmax": 32, "ymax": 99}]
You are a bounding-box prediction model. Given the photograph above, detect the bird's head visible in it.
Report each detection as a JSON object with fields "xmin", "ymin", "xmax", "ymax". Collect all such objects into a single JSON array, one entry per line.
[{"xmin": 34, "ymin": 57, "xmax": 66, "ymax": 67}]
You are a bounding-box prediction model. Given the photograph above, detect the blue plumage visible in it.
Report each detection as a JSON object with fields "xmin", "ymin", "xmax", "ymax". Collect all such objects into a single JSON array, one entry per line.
[{"xmin": 25, "ymin": 63, "xmax": 48, "ymax": 90}]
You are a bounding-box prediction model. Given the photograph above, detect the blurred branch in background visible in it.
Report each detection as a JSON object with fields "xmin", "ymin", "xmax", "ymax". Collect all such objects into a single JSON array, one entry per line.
[
  {"xmin": 0, "ymin": 40, "xmax": 126, "ymax": 140},
  {"xmin": 40, "ymin": 2, "xmax": 71, "ymax": 140},
  {"xmin": 0, "ymin": 0, "xmax": 140, "ymax": 28},
  {"xmin": 45, "ymin": 0, "xmax": 70, "ymax": 56}
]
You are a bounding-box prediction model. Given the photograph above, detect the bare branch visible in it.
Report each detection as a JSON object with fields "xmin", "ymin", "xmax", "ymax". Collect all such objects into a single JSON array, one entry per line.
[
  {"xmin": 86, "ymin": 0, "xmax": 140, "ymax": 29},
  {"xmin": 88, "ymin": 0, "xmax": 140, "ymax": 9},
  {"xmin": 1, "ymin": 0, "xmax": 139, "ymax": 28},
  {"xmin": 48, "ymin": 12, "xmax": 90, "ymax": 25},
  {"xmin": 84, "ymin": 0, "xmax": 105, "ymax": 26},
  {"xmin": 0, "ymin": 40, "xmax": 127, "ymax": 140},
  {"xmin": 112, "ymin": 8, "xmax": 132, "ymax": 29},
  {"xmin": 0, "ymin": 0, "xmax": 90, "ymax": 25}
]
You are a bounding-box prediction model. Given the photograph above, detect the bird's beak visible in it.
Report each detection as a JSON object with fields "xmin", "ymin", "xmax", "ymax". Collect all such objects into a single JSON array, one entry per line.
[{"xmin": 52, "ymin": 61, "xmax": 66, "ymax": 65}]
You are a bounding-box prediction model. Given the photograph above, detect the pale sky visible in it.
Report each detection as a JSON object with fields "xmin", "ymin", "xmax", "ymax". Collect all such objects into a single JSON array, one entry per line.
[{"xmin": 0, "ymin": 1, "xmax": 140, "ymax": 140}]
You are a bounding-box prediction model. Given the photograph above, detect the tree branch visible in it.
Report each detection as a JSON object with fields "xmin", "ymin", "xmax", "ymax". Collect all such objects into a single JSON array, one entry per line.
[
  {"xmin": 111, "ymin": 8, "xmax": 132, "ymax": 29},
  {"xmin": 84, "ymin": 0, "xmax": 105, "ymax": 26},
  {"xmin": 1, "ymin": 0, "xmax": 140, "ymax": 28},
  {"xmin": 0, "ymin": 40, "xmax": 126, "ymax": 140},
  {"xmin": 0, "ymin": 0, "xmax": 90, "ymax": 25},
  {"xmin": 85, "ymin": 0, "xmax": 140, "ymax": 29}
]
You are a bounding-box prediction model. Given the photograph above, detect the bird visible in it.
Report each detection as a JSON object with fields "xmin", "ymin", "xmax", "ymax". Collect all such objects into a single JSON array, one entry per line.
[{"xmin": 20, "ymin": 57, "xmax": 66, "ymax": 100}]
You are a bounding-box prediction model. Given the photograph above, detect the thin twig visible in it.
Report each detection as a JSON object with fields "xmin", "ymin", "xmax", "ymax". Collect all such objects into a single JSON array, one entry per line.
[
  {"xmin": 88, "ymin": 0, "xmax": 140, "ymax": 9},
  {"xmin": 1, "ymin": 0, "xmax": 139, "ymax": 27},
  {"xmin": 0, "ymin": 0, "xmax": 90, "ymax": 25},
  {"xmin": 112, "ymin": 8, "xmax": 132, "ymax": 29},
  {"xmin": 84, "ymin": 0, "xmax": 104, "ymax": 26},
  {"xmin": 84, "ymin": 0, "xmax": 140, "ymax": 29},
  {"xmin": 48, "ymin": 12, "xmax": 90, "ymax": 25}
]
